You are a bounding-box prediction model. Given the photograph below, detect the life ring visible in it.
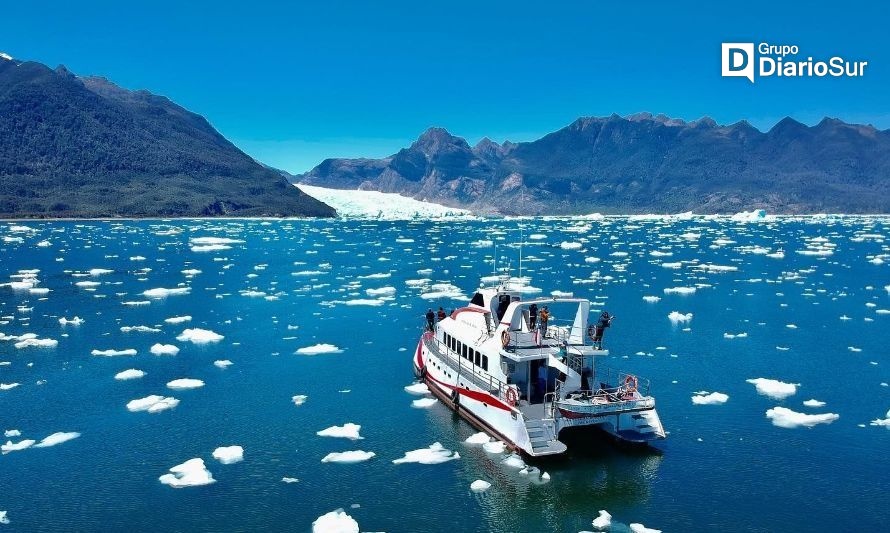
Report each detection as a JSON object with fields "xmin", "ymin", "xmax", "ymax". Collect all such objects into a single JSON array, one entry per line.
[
  {"xmin": 500, "ymin": 330, "xmax": 510, "ymax": 348},
  {"xmin": 624, "ymin": 375, "xmax": 638, "ymax": 394},
  {"xmin": 587, "ymin": 324, "xmax": 596, "ymax": 340},
  {"xmin": 505, "ymin": 387, "xmax": 518, "ymax": 406}
]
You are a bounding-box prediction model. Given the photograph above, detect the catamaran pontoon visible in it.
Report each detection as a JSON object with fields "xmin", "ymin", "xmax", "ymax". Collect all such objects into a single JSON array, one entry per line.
[{"xmin": 413, "ymin": 278, "xmax": 666, "ymax": 457}]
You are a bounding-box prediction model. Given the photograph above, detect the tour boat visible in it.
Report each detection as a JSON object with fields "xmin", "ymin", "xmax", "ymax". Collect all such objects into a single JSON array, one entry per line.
[{"xmin": 413, "ymin": 278, "xmax": 666, "ymax": 457}]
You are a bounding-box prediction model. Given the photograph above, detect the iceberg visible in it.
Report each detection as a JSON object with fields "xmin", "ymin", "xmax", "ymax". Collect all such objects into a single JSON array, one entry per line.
[
  {"xmin": 765, "ymin": 406, "xmax": 839, "ymax": 428},
  {"xmin": 746, "ymin": 378, "xmax": 799, "ymax": 400},
  {"xmin": 158, "ymin": 458, "xmax": 216, "ymax": 488},
  {"xmin": 33, "ymin": 431, "xmax": 81, "ymax": 448},
  {"xmin": 321, "ymin": 450, "xmax": 376, "ymax": 463},
  {"xmin": 392, "ymin": 442, "xmax": 459, "ymax": 464},
  {"xmin": 114, "ymin": 369, "xmax": 146, "ymax": 380},
  {"xmin": 470, "ymin": 479, "xmax": 491, "ymax": 492},
  {"xmin": 317, "ymin": 423, "xmax": 363, "ymax": 440},
  {"xmin": 296, "ymin": 343, "xmax": 343, "ymax": 355},
  {"xmin": 411, "ymin": 397, "xmax": 437, "ymax": 408},
  {"xmin": 297, "ymin": 184, "xmax": 472, "ymax": 220},
  {"xmin": 592, "ymin": 510, "xmax": 612, "ymax": 530},
  {"xmin": 91, "ymin": 348, "xmax": 137, "ymax": 357},
  {"xmin": 167, "ymin": 378, "xmax": 204, "ymax": 390},
  {"xmin": 150, "ymin": 343, "xmax": 180, "ymax": 356},
  {"xmin": 311, "ymin": 509, "xmax": 359, "ymax": 533},
  {"xmin": 1, "ymin": 439, "xmax": 35, "ymax": 454},
  {"xmin": 212, "ymin": 445, "xmax": 244, "ymax": 464},
  {"xmin": 177, "ymin": 328, "xmax": 224, "ymax": 344},
  {"xmin": 126, "ymin": 395, "xmax": 180, "ymax": 413},
  {"xmin": 691, "ymin": 392, "xmax": 729, "ymax": 405}
]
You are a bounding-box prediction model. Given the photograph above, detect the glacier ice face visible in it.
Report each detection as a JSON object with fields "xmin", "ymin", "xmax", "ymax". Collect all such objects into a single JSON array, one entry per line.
[{"xmin": 297, "ymin": 184, "xmax": 474, "ymax": 220}]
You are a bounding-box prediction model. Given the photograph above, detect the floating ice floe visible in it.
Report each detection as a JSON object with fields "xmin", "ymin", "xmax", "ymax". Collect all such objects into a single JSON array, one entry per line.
[
  {"xmin": 13, "ymin": 336, "xmax": 58, "ymax": 349},
  {"xmin": 668, "ymin": 311, "xmax": 693, "ymax": 324},
  {"xmin": 167, "ymin": 378, "xmax": 204, "ymax": 390},
  {"xmin": 747, "ymin": 378, "xmax": 799, "ymax": 400},
  {"xmin": 870, "ymin": 410, "xmax": 890, "ymax": 428},
  {"xmin": 115, "ymin": 369, "xmax": 146, "ymax": 380},
  {"xmin": 765, "ymin": 406, "xmax": 839, "ymax": 428},
  {"xmin": 691, "ymin": 392, "xmax": 729, "ymax": 405},
  {"xmin": 177, "ymin": 328, "xmax": 224, "ymax": 344},
  {"xmin": 321, "ymin": 450, "xmax": 376, "ymax": 463},
  {"xmin": 1, "ymin": 439, "xmax": 35, "ymax": 454},
  {"xmin": 75, "ymin": 281, "xmax": 101, "ymax": 288},
  {"xmin": 0, "ymin": 383, "xmax": 20, "ymax": 391},
  {"xmin": 392, "ymin": 442, "xmax": 459, "ymax": 464},
  {"xmin": 404, "ymin": 382, "xmax": 430, "ymax": 395},
  {"xmin": 296, "ymin": 343, "xmax": 343, "ymax": 355},
  {"xmin": 560, "ymin": 241, "xmax": 583, "ymax": 250},
  {"xmin": 365, "ymin": 286, "xmax": 396, "ymax": 297},
  {"xmin": 143, "ymin": 287, "xmax": 190, "ymax": 298},
  {"xmin": 730, "ymin": 209, "xmax": 772, "ymax": 222},
  {"xmin": 317, "ymin": 423, "xmax": 363, "ymax": 440},
  {"xmin": 311, "ymin": 509, "xmax": 359, "ymax": 533},
  {"xmin": 723, "ymin": 332, "xmax": 748, "ymax": 339},
  {"xmin": 281, "ymin": 477, "xmax": 299, "ymax": 483},
  {"xmin": 165, "ymin": 315, "xmax": 192, "ymax": 324},
  {"xmin": 33, "ymin": 431, "xmax": 80, "ymax": 448},
  {"xmin": 212, "ymin": 445, "xmax": 244, "ymax": 464},
  {"xmin": 465, "ymin": 432, "xmax": 491, "ymax": 445},
  {"xmin": 126, "ymin": 395, "xmax": 180, "ymax": 413},
  {"xmin": 591, "ymin": 510, "xmax": 612, "ymax": 530},
  {"xmin": 150, "ymin": 343, "xmax": 180, "ymax": 356},
  {"xmin": 501, "ymin": 453, "xmax": 526, "ymax": 469},
  {"xmin": 803, "ymin": 399, "xmax": 826, "ymax": 408},
  {"xmin": 470, "ymin": 480, "xmax": 491, "ymax": 492},
  {"xmin": 0, "ymin": 510, "xmax": 8, "ymax": 524},
  {"xmin": 159, "ymin": 458, "xmax": 216, "ymax": 488},
  {"xmin": 292, "ymin": 395, "xmax": 308, "ymax": 406},
  {"xmin": 120, "ymin": 325, "xmax": 161, "ymax": 333},
  {"xmin": 91, "ymin": 348, "xmax": 137, "ymax": 357},
  {"xmin": 213, "ymin": 359, "xmax": 233, "ymax": 369},
  {"xmin": 4, "ymin": 430, "xmax": 21, "ymax": 437},
  {"xmin": 58, "ymin": 316, "xmax": 84, "ymax": 326},
  {"xmin": 482, "ymin": 441, "xmax": 507, "ymax": 454},
  {"xmin": 642, "ymin": 296, "xmax": 661, "ymax": 303},
  {"xmin": 629, "ymin": 523, "xmax": 662, "ymax": 533},
  {"xmin": 411, "ymin": 397, "xmax": 437, "ymax": 408},
  {"xmin": 664, "ymin": 286, "xmax": 696, "ymax": 295}
]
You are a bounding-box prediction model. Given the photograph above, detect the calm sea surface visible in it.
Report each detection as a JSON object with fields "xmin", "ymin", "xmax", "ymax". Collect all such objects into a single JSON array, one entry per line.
[{"xmin": 0, "ymin": 217, "xmax": 888, "ymax": 532}]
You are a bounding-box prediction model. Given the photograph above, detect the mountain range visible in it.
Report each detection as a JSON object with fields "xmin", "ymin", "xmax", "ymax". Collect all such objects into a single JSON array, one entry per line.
[
  {"xmin": 296, "ymin": 113, "xmax": 890, "ymax": 215},
  {"xmin": 0, "ymin": 55, "xmax": 335, "ymax": 218}
]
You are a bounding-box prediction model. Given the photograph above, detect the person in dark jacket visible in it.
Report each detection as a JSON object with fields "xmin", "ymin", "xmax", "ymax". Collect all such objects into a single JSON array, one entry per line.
[
  {"xmin": 529, "ymin": 303, "xmax": 538, "ymax": 330},
  {"xmin": 593, "ymin": 311, "xmax": 613, "ymax": 347},
  {"xmin": 437, "ymin": 307, "xmax": 447, "ymax": 321},
  {"xmin": 426, "ymin": 309, "xmax": 435, "ymax": 331}
]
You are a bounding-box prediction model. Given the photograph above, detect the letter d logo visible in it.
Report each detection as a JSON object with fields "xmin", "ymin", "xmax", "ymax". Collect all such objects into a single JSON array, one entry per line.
[{"xmin": 722, "ymin": 43, "xmax": 755, "ymax": 83}]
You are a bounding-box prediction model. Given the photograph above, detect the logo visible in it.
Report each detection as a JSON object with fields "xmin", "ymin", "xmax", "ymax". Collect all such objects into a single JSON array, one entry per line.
[
  {"xmin": 721, "ymin": 43, "xmax": 868, "ymax": 83},
  {"xmin": 722, "ymin": 43, "xmax": 755, "ymax": 82}
]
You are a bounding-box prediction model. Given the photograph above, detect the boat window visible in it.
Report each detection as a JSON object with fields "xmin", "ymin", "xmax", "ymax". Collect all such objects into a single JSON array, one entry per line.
[
  {"xmin": 496, "ymin": 295, "xmax": 511, "ymax": 321},
  {"xmin": 474, "ymin": 351, "xmax": 480, "ymax": 366},
  {"xmin": 462, "ymin": 344, "xmax": 468, "ymax": 359},
  {"xmin": 470, "ymin": 292, "xmax": 485, "ymax": 306},
  {"xmin": 482, "ymin": 355, "xmax": 488, "ymax": 371}
]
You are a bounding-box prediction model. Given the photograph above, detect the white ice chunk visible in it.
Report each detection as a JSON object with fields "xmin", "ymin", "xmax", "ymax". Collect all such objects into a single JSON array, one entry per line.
[
  {"xmin": 803, "ymin": 399, "xmax": 826, "ymax": 408},
  {"xmin": 296, "ymin": 343, "xmax": 343, "ymax": 355},
  {"xmin": 1, "ymin": 439, "xmax": 35, "ymax": 453},
  {"xmin": 321, "ymin": 450, "xmax": 376, "ymax": 463},
  {"xmin": 482, "ymin": 441, "xmax": 506, "ymax": 454},
  {"xmin": 126, "ymin": 395, "xmax": 180, "ymax": 413},
  {"xmin": 317, "ymin": 423, "xmax": 363, "ymax": 440},
  {"xmin": 765, "ymin": 406, "xmax": 839, "ymax": 428},
  {"xmin": 470, "ymin": 480, "xmax": 492, "ymax": 492},
  {"xmin": 404, "ymin": 382, "xmax": 430, "ymax": 395},
  {"xmin": 311, "ymin": 509, "xmax": 359, "ymax": 533},
  {"xmin": 465, "ymin": 432, "xmax": 491, "ymax": 445},
  {"xmin": 115, "ymin": 369, "xmax": 146, "ymax": 380},
  {"xmin": 91, "ymin": 348, "xmax": 137, "ymax": 357},
  {"xmin": 150, "ymin": 343, "xmax": 180, "ymax": 356},
  {"xmin": 668, "ymin": 311, "xmax": 693, "ymax": 323},
  {"xmin": 213, "ymin": 359, "xmax": 233, "ymax": 369},
  {"xmin": 158, "ymin": 458, "xmax": 216, "ymax": 488},
  {"xmin": 629, "ymin": 523, "xmax": 662, "ymax": 533},
  {"xmin": 691, "ymin": 392, "xmax": 729, "ymax": 405},
  {"xmin": 212, "ymin": 445, "xmax": 244, "ymax": 464},
  {"xmin": 747, "ymin": 378, "xmax": 799, "ymax": 400},
  {"xmin": 411, "ymin": 397, "xmax": 437, "ymax": 408},
  {"xmin": 292, "ymin": 395, "xmax": 308, "ymax": 406},
  {"xmin": 165, "ymin": 315, "xmax": 192, "ymax": 324},
  {"xmin": 167, "ymin": 378, "xmax": 204, "ymax": 390},
  {"xmin": 392, "ymin": 442, "xmax": 459, "ymax": 464},
  {"xmin": 592, "ymin": 510, "xmax": 612, "ymax": 530},
  {"xmin": 501, "ymin": 453, "xmax": 526, "ymax": 469},
  {"xmin": 33, "ymin": 431, "xmax": 80, "ymax": 448},
  {"xmin": 177, "ymin": 328, "xmax": 223, "ymax": 344}
]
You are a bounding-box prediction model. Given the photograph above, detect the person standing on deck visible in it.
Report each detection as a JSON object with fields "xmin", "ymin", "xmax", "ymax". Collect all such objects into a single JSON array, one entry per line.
[
  {"xmin": 539, "ymin": 306, "xmax": 551, "ymax": 337},
  {"xmin": 425, "ymin": 309, "xmax": 435, "ymax": 331},
  {"xmin": 529, "ymin": 303, "xmax": 538, "ymax": 330},
  {"xmin": 537, "ymin": 363, "xmax": 548, "ymax": 398},
  {"xmin": 437, "ymin": 307, "xmax": 447, "ymax": 322}
]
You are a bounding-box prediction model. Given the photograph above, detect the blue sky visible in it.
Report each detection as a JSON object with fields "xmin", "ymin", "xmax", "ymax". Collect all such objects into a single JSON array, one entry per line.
[{"xmin": 3, "ymin": 0, "xmax": 888, "ymax": 172}]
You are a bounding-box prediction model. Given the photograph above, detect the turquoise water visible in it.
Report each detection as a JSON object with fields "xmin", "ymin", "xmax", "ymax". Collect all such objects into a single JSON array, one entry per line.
[{"xmin": 0, "ymin": 217, "xmax": 888, "ymax": 532}]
